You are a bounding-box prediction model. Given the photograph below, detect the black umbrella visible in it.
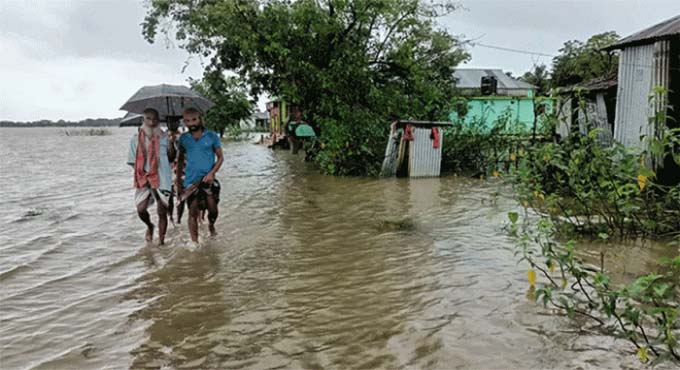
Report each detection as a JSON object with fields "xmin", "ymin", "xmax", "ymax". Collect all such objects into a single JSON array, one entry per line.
[
  {"xmin": 118, "ymin": 112, "xmax": 143, "ymax": 127},
  {"xmin": 120, "ymin": 84, "xmax": 214, "ymax": 117}
]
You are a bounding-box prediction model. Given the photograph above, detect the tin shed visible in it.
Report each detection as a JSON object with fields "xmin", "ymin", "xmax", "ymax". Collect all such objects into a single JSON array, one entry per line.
[
  {"xmin": 381, "ymin": 120, "xmax": 452, "ymax": 178},
  {"xmin": 605, "ymin": 15, "xmax": 680, "ymax": 149},
  {"xmin": 605, "ymin": 14, "xmax": 680, "ymax": 185}
]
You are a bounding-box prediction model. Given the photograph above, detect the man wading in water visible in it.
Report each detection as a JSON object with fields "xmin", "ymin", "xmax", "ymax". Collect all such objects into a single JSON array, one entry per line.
[
  {"xmin": 176, "ymin": 108, "xmax": 224, "ymax": 245},
  {"xmin": 127, "ymin": 108, "xmax": 176, "ymax": 245}
]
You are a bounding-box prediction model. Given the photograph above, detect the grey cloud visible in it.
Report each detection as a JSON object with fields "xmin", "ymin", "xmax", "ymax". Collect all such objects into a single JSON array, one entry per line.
[
  {"xmin": 441, "ymin": 0, "xmax": 680, "ymax": 74},
  {"xmin": 1, "ymin": 0, "xmax": 193, "ymax": 66}
]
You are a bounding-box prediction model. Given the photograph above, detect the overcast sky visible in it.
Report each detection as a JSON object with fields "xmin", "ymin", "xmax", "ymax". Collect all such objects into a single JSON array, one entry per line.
[{"xmin": 2, "ymin": 0, "xmax": 679, "ymax": 122}]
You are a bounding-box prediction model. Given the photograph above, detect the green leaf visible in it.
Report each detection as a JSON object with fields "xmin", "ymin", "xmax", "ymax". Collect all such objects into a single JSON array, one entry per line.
[
  {"xmin": 637, "ymin": 167, "xmax": 656, "ymax": 178},
  {"xmin": 652, "ymin": 283, "xmax": 669, "ymax": 298},
  {"xmin": 597, "ymin": 232, "xmax": 609, "ymax": 241},
  {"xmin": 594, "ymin": 272, "xmax": 610, "ymax": 287}
]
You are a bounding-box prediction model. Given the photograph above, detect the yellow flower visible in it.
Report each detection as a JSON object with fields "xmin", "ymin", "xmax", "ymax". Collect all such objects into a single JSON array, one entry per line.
[
  {"xmin": 510, "ymin": 153, "xmax": 517, "ymax": 162},
  {"xmin": 637, "ymin": 174, "xmax": 647, "ymax": 190},
  {"xmin": 492, "ymin": 170, "xmax": 500, "ymax": 178},
  {"xmin": 527, "ymin": 269, "xmax": 536, "ymax": 287},
  {"xmin": 636, "ymin": 347, "xmax": 648, "ymax": 363}
]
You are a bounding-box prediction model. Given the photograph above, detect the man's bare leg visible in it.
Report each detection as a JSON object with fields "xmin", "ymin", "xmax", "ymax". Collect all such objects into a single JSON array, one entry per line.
[
  {"xmin": 206, "ymin": 194, "xmax": 218, "ymax": 237},
  {"xmin": 188, "ymin": 197, "xmax": 200, "ymax": 243},
  {"xmin": 177, "ymin": 200, "xmax": 185, "ymax": 224},
  {"xmin": 136, "ymin": 197, "xmax": 154, "ymax": 242},
  {"xmin": 167, "ymin": 192, "xmax": 175, "ymax": 225},
  {"xmin": 157, "ymin": 202, "xmax": 168, "ymax": 245}
]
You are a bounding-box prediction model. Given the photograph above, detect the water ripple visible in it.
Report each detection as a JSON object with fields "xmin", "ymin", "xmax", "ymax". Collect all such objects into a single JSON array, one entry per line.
[{"xmin": 0, "ymin": 128, "xmax": 674, "ymax": 370}]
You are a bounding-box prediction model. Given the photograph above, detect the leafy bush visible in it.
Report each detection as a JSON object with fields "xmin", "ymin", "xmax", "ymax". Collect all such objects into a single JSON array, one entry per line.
[
  {"xmin": 508, "ymin": 214, "xmax": 680, "ymax": 365},
  {"xmin": 511, "ymin": 116, "xmax": 680, "ymax": 238},
  {"xmin": 224, "ymin": 125, "xmax": 244, "ymax": 142},
  {"xmin": 314, "ymin": 109, "xmax": 387, "ymax": 176},
  {"xmin": 442, "ymin": 107, "xmax": 544, "ymax": 176}
]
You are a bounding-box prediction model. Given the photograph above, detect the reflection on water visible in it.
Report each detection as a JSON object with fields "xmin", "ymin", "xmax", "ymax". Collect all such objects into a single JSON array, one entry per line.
[{"xmin": 0, "ymin": 128, "xmax": 675, "ymax": 369}]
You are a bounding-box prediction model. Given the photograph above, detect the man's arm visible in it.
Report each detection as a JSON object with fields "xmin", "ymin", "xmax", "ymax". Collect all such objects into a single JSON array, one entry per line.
[
  {"xmin": 126, "ymin": 135, "xmax": 137, "ymax": 167},
  {"xmin": 202, "ymin": 147, "xmax": 223, "ymax": 184},
  {"xmin": 167, "ymin": 134, "xmax": 177, "ymax": 162},
  {"xmin": 175, "ymin": 146, "xmax": 185, "ymax": 192}
]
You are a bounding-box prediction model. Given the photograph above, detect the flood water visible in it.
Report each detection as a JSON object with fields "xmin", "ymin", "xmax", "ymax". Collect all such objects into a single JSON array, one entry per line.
[{"xmin": 0, "ymin": 127, "xmax": 676, "ymax": 369}]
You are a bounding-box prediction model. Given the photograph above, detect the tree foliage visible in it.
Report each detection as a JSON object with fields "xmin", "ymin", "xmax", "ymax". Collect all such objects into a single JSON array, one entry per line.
[
  {"xmin": 189, "ymin": 71, "xmax": 254, "ymax": 138},
  {"xmin": 520, "ymin": 64, "xmax": 550, "ymax": 96},
  {"xmin": 142, "ymin": 0, "xmax": 469, "ymax": 175},
  {"xmin": 550, "ymin": 31, "xmax": 619, "ymax": 88}
]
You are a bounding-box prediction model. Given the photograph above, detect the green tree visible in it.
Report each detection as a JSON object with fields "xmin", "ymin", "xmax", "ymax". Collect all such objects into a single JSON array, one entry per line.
[
  {"xmin": 142, "ymin": 0, "xmax": 469, "ymax": 175},
  {"xmin": 551, "ymin": 31, "xmax": 619, "ymax": 88},
  {"xmin": 189, "ymin": 71, "xmax": 254, "ymax": 138},
  {"xmin": 520, "ymin": 64, "xmax": 550, "ymax": 96}
]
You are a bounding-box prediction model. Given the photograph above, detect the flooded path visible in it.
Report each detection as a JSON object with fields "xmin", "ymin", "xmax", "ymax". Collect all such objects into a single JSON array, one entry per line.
[{"xmin": 0, "ymin": 128, "xmax": 673, "ymax": 369}]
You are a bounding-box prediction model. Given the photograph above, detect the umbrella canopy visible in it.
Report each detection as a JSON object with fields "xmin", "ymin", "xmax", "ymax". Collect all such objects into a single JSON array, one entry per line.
[
  {"xmin": 120, "ymin": 84, "xmax": 214, "ymax": 117},
  {"xmin": 118, "ymin": 112, "xmax": 143, "ymax": 127},
  {"xmin": 295, "ymin": 123, "xmax": 316, "ymax": 137}
]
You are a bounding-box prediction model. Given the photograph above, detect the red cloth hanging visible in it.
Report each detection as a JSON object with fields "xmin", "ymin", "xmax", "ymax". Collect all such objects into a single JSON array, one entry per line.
[
  {"xmin": 402, "ymin": 124, "xmax": 415, "ymax": 141},
  {"xmin": 431, "ymin": 127, "xmax": 440, "ymax": 149}
]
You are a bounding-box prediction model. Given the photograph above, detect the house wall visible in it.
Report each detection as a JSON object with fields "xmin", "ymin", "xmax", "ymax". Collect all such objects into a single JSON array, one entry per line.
[
  {"xmin": 408, "ymin": 127, "xmax": 443, "ymax": 178},
  {"xmin": 571, "ymin": 94, "xmax": 612, "ymax": 144},
  {"xmin": 458, "ymin": 88, "xmax": 533, "ymax": 97},
  {"xmin": 614, "ymin": 43, "xmax": 655, "ymax": 148},
  {"xmin": 450, "ymin": 96, "xmax": 554, "ymax": 133},
  {"xmin": 556, "ymin": 97, "xmax": 572, "ymax": 138}
]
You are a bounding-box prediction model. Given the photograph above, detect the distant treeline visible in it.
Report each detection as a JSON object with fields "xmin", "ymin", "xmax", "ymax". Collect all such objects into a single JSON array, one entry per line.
[{"xmin": 0, "ymin": 118, "xmax": 122, "ymax": 127}]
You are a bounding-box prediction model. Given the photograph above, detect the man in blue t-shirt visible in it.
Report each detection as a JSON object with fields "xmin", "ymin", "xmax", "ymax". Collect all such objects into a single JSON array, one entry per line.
[{"xmin": 176, "ymin": 107, "xmax": 224, "ymax": 244}]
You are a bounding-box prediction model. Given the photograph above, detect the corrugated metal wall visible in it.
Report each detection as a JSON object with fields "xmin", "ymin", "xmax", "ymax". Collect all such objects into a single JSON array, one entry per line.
[
  {"xmin": 653, "ymin": 40, "xmax": 671, "ymax": 118},
  {"xmin": 594, "ymin": 93, "xmax": 613, "ymax": 145},
  {"xmin": 408, "ymin": 127, "xmax": 442, "ymax": 178},
  {"xmin": 652, "ymin": 40, "xmax": 671, "ymax": 169},
  {"xmin": 556, "ymin": 97, "xmax": 572, "ymax": 138},
  {"xmin": 614, "ymin": 41, "xmax": 671, "ymax": 153},
  {"xmin": 614, "ymin": 43, "xmax": 655, "ymax": 148},
  {"xmin": 576, "ymin": 97, "xmax": 612, "ymax": 144}
]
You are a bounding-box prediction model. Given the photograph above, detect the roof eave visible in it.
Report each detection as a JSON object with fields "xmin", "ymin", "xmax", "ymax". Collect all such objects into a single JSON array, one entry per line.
[{"xmin": 604, "ymin": 34, "xmax": 679, "ymax": 51}]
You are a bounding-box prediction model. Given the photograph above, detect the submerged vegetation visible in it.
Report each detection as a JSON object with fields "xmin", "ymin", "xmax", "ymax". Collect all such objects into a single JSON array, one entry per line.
[
  {"xmin": 441, "ymin": 89, "xmax": 680, "ymax": 364},
  {"xmin": 504, "ymin": 94, "xmax": 680, "ymax": 365},
  {"xmin": 63, "ymin": 128, "xmax": 112, "ymax": 136},
  {"xmin": 508, "ymin": 215, "xmax": 680, "ymax": 365},
  {"xmin": 511, "ymin": 92, "xmax": 680, "ymax": 239}
]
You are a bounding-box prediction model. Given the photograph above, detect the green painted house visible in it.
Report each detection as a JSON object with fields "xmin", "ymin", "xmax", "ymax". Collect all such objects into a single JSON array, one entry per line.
[{"xmin": 449, "ymin": 69, "xmax": 554, "ymax": 133}]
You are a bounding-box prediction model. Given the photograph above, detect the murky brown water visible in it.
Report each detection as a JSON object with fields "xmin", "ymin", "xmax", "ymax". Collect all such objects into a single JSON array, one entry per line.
[{"xmin": 0, "ymin": 127, "xmax": 676, "ymax": 369}]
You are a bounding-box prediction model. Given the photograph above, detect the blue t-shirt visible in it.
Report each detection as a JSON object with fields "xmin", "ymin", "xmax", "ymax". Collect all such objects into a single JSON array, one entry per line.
[{"xmin": 179, "ymin": 129, "xmax": 222, "ymax": 187}]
